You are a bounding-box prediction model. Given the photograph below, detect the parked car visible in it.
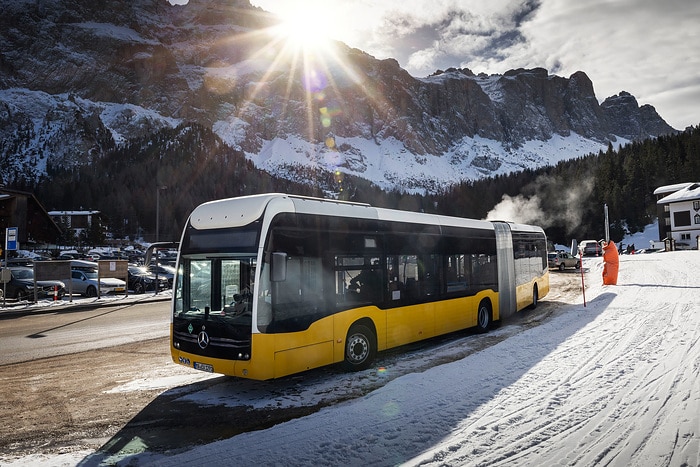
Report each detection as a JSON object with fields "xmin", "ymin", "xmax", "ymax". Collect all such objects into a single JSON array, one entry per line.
[
  {"xmin": 548, "ymin": 251, "xmax": 580, "ymax": 271},
  {"xmin": 2, "ymin": 257, "xmax": 35, "ymax": 267},
  {"xmin": 67, "ymin": 268, "xmax": 126, "ymax": 297},
  {"xmin": 147, "ymin": 264, "xmax": 176, "ymax": 287},
  {"xmin": 127, "ymin": 265, "xmax": 169, "ymax": 294},
  {"xmin": 0, "ymin": 266, "xmax": 66, "ymax": 301},
  {"xmin": 58, "ymin": 251, "xmax": 84, "ymax": 260},
  {"xmin": 578, "ymin": 240, "xmax": 601, "ymax": 257}
]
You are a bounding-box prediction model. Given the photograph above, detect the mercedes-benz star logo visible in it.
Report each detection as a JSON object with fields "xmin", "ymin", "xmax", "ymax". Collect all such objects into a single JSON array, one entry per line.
[{"xmin": 197, "ymin": 330, "xmax": 210, "ymax": 349}]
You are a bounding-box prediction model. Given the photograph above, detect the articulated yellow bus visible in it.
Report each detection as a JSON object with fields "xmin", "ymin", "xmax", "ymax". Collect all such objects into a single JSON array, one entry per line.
[{"xmin": 171, "ymin": 193, "xmax": 549, "ymax": 380}]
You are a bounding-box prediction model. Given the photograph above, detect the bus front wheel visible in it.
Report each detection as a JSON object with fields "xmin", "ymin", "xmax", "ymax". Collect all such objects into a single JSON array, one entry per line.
[
  {"xmin": 476, "ymin": 300, "xmax": 492, "ymax": 333},
  {"xmin": 343, "ymin": 324, "xmax": 376, "ymax": 371}
]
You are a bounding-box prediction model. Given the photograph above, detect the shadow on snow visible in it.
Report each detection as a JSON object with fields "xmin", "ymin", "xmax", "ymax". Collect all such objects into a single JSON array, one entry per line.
[{"xmin": 78, "ymin": 293, "xmax": 615, "ymax": 466}]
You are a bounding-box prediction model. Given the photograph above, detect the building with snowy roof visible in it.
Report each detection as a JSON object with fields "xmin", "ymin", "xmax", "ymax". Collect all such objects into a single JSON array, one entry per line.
[{"xmin": 655, "ymin": 182, "xmax": 700, "ymax": 250}]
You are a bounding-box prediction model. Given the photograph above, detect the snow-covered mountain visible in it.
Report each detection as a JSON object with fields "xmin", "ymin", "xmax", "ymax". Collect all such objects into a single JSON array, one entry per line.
[{"xmin": 0, "ymin": 0, "xmax": 677, "ymax": 192}]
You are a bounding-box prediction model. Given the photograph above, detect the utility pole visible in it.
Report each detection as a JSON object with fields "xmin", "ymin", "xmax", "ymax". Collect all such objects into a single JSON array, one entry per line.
[
  {"xmin": 156, "ymin": 185, "xmax": 167, "ymax": 242},
  {"xmin": 604, "ymin": 204, "xmax": 610, "ymax": 243}
]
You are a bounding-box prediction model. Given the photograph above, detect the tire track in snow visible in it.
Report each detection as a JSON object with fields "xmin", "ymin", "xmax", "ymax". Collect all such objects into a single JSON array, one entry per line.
[{"xmin": 412, "ymin": 253, "xmax": 700, "ymax": 467}]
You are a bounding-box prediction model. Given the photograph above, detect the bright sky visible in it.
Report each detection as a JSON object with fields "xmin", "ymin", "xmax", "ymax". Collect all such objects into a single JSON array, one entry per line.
[{"xmin": 245, "ymin": 0, "xmax": 699, "ymax": 130}]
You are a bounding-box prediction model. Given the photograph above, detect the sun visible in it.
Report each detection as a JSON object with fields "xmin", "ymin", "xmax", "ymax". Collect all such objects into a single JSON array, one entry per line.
[{"xmin": 272, "ymin": 6, "xmax": 337, "ymax": 52}]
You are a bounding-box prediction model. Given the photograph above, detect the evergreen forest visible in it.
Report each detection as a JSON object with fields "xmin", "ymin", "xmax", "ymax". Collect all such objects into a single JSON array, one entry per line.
[{"xmin": 7, "ymin": 124, "xmax": 700, "ymax": 247}]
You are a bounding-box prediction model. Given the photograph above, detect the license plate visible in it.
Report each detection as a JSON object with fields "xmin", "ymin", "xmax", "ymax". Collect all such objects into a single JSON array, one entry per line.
[
  {"xmin": 194, "ymin": 362, "xmax": 214, "ymax": 373},
  {"xmin": 115, "ymin": 287, "xmax": 125, "ymax": 292}
]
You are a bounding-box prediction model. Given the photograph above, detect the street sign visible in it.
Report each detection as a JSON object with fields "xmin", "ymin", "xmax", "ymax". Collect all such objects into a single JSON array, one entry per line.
[{"xmin": 6, "ymin": 227, "xmax": 18, "ymax": 251}]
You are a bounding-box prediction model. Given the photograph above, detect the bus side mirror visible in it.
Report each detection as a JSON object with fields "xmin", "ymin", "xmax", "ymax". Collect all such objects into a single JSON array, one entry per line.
[{"xmin": 271, "ymin": 252, "xmax": 287, "ymax": 282}]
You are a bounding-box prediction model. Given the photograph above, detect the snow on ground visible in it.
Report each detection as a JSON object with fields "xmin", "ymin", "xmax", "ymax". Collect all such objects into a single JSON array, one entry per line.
[
  {"xmin": 3, "ymin": 218, "xmax": 697, "ymax": 466},
  {"xmin": 13, "ymin": 250, "xmax": 693, "ymax": 467},
  {"xmin": 6, "ymin": 223, "xmax": 698, "ymax": 467},
  {"xmin": 126, "ymin": 251, "xmax": 695, "ymax": 467}
]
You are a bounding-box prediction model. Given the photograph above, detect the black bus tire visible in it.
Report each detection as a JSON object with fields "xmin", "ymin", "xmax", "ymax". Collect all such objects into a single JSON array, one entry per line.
[
  {"xmin": 343, "ymin": 323, "xmax": 376, "ymax": 371},
  {"xmin": 530, "ymin": 284, "xmax": 539, "ymax": 309},
  {"xmin": 476, "ymin": 300, "xmax": 492, "ymax": 333}
]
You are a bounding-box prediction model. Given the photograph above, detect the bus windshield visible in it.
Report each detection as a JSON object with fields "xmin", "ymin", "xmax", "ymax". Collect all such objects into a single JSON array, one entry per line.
[
  {"xmin": 174, "ymin": 256, "xmax": 256, "ymax": 317},
  {"xmin": 173, "ymin": 255, "xmax": 256, "ymax": 361}
]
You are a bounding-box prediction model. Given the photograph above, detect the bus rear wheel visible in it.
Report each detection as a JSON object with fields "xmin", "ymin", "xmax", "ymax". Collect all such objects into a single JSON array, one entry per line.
[
  {"xmin": 476, "ymin": 300, "xmax": 492, "ymax": 333},
  {"xmin": 530, "ymin": 285, "xmax": 539, "ymax": 309},
  {"xmin": 343, "ymin": 324, "xmax": 376, "ymax": 371}
]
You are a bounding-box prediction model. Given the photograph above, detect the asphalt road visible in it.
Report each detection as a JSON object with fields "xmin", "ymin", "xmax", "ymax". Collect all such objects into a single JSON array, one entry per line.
[{"xmin": 0, "ymin": 297, "xmax": 171, "ymax": 365}]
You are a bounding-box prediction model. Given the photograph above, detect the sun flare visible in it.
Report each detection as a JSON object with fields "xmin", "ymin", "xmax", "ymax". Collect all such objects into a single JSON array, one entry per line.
[
  {"xmin": 242, "ymin": 2, "xmax": 374, "ymax": 165},
  {"xmin": 273, "ymin": 7, "xmax": 337, "ymax": 52}
]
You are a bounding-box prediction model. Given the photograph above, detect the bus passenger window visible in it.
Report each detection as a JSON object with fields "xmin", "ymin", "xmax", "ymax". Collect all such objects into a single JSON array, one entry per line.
[
  {"xmin": 421, "ymin": 254, "xmax": 440, "ymax": 296},
  {"xmin": 335, "ymin": 256, "xmax": 382, "ymax": 306},
  {"xmin": 349, "ymin": 265, "xmax": 381, "ymax": 301},
  {"xmin": 399, "ymin": 255, "xmax": 419, "ymax": 301},
  {"xmin": 387, "ymin": 256, "xmax": 402, "ymax": 300},
  {"xmin": 446, "ymin": 254, "xmax": 467, "ymax": 292}
]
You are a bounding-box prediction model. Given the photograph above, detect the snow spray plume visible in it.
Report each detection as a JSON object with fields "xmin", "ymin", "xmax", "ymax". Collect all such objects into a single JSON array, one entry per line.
[
  {"xmin": 485, "ymin": 194, "xmax": 546, "ymax": 225},
  {"xmin": 484, "ymin": 175, "xmax": 595, "ymax": 234}
]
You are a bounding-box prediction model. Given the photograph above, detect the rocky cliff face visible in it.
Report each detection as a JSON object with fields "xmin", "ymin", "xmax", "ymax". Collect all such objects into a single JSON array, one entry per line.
[{"xmin": 0, "ymin": 0, "xmax": 677, "ymax": 192}]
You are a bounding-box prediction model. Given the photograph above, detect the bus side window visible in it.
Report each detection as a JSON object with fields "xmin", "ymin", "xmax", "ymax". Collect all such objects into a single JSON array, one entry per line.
[
  {"xmin": 400, "ymin": 255, "xmax": 419, "ymax": 301},
  {"xmin": 387, "ymin": 256, "xmax": 403, "ymax": 300},
  {"xmin": 420, "ymin": 254, "xmax": 440, "ymax": 296},
  {"xmin": 446, "ymin": 254, "xmax": 468, "ymax": 292},
  {"xmin": 335, "ymin": 255, "xmax": 382, "ymax": 306}
]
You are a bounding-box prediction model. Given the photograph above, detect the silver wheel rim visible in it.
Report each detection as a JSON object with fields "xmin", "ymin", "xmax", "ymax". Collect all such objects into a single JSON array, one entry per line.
[
  {"xmin": 347, "ymin": 333, "xmax": 369, "ymax": 364},
  {"xmin": 478, "ymin": 306, "xmax": 489, "ymax": 328}
]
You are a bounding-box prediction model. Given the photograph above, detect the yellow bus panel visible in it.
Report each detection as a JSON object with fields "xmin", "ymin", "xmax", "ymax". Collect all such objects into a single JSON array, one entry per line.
[
  {"xmin": 274, "ymin": 340, "xmax": 335, "ymax": 377},
  {"xmin": 514, "ymin": 274, "xmax": 549, "ymax": 312},
  {"xmin": 386, "ymin": 302, "xmax": 436, "ymax": 348}
]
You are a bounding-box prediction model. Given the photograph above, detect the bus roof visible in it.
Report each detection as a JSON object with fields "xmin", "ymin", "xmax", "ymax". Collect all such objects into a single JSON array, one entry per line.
[{"xmin": 189, "ymin": 193, "xmax": 541, "ymax": 234}]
